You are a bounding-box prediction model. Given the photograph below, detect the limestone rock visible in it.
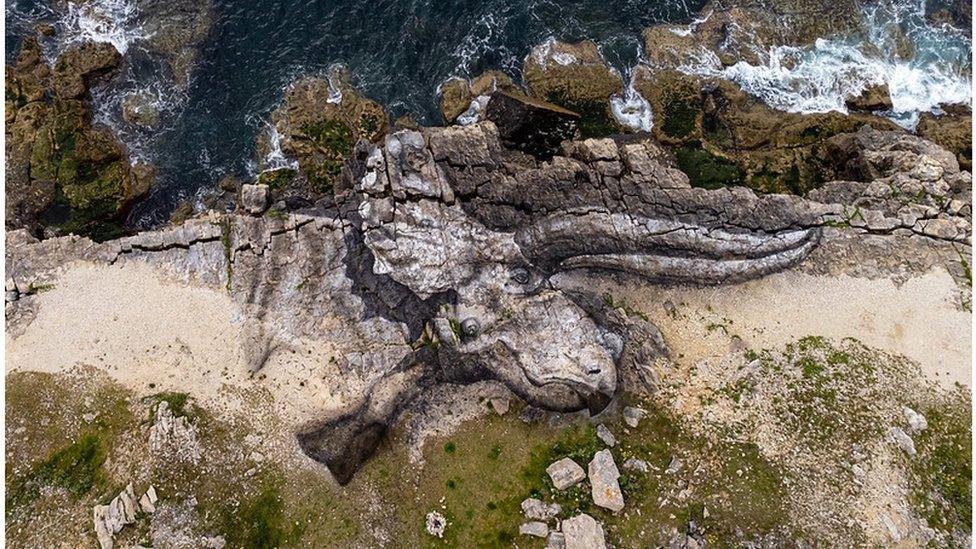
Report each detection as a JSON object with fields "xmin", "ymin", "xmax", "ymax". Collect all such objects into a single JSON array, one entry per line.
[
  {"xmin": 149, "ymin": 401, "xmax": 202, "ymax": 463},
  {"xmin": 622, "ymin": 406, "xmax": 645, "ymax": 428},
  {"xmin": 489, "ymin": 396, "xmax": 510, "ymax": 415},
  {"xmin": 596, "ymin": 424, "xmax": 617, "ymax": 447},
  {"xmin": 546, "ymin": 458, "xmax": 586, "ymax": 490},
  {"xmin": 623, "ymin": 458, "xmax": 650, "ymax": 473},
  {"xmin": 916, "ymin": 104, "xmax": 972, "ymax": 171},
  {"xmin": 425, "ymin": 511, "xmax": 447, "ymax": 538},
  {"xmin": 521, "ymin": 497, "xmax": 562, "ymax": 521},
  {"xmin": 903, "ymin": 407, "xmax": 928, "ymax": 434},
  {"xmin": 547, "ymin": 532, "xmax": 567, "ymax": 549},
  {"xmin": 93, "ymin": 483, "xmax": 138, "ymax": 549},
  {"xmin": 53, "ymin": 41, "xmax": 122, "ymax": 99},
  {"xmin": 588, "ymin": 449, "xmax": 624, "ymax": 511},
  {"xmin": 440, "ymin": 71, "xmax": 518, "ymax": 124},
  {"xmin": 241, "ymin": 184, "xmax": 270, "ymax": 215},
  {"xmin": 520, "ymin": 521, "xmax": 549, "ymax": 538},
  {"xmin": 562, "ymin": 513, "xmax": 607, "ymax": 549},
  {"xmin": 889, "ymin": 426, "xmax": 917, "ymax": 456}
]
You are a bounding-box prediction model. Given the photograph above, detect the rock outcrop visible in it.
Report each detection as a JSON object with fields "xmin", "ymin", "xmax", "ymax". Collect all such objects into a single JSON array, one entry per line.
[
  {"xmin": 522, "ymin": 40, "xmax": 624, "ymax": 138},
  {"xmin": 6, "ymin": 119, "xmax": 970, "ymax": 486},
  {"xmin": 916, "ymin": 104, "xmax": 972, "ymax": 171},
  {"xmin": 5, "ymin": 38, "xmax": 153, "ymax": 240},
  {"xmin": 259, "ymin": 66, "xmax": 389, "ymax": 201},
  {"xmin": 440, "ymin": 70, "xmax": 519, "ymax": 124}
]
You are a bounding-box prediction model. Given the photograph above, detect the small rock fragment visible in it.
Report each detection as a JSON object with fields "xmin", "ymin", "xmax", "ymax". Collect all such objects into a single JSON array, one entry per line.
[
  {"xmin": 520, "ymin": 521, "xmax": 549, "ymax": 538},
  {"xmin": 425, "ymin": 511, "xmax": 447, "ymax": 538},
  {"xmin": 547, "ymin": 531, "xmax": 566, "ymax": 549},
  {"xmin": 522, "ymin": 497, "xmax": 562, "ymax": 521},
  {"xmin": 889, "ymin": 427, "xmax": 917, "ymax": 456},
  {"xmin": 596, "ymin": 424, "xmax": 616, "ymax": 447},
  {"xmin": 622, "ymin": 406, "xmax": 645, "ymax": 428},
  {"xmin": 546, "ymin": 458, "xmax": 586, "ymax": 490},
  {"xmin": 562, "ymin": 513, "xmax": 607, "ymax": 549},
  {"xmin": 623, "ymin": 458, "xmax": 650, "ymax": 473},
  {"xmin": 902, "ymin": 406, "xmax": 928, "ymax": 433},
  {"xmin": 665, "ymin": 456, "xmax": 683, "ymax": 474},
  {"xmin": 588, "ymin": 449, "xmax": 624, "ymax": 512},
  {"xmin": 490, "ymin": 396, "xmax": 510, "ymax": 415}
]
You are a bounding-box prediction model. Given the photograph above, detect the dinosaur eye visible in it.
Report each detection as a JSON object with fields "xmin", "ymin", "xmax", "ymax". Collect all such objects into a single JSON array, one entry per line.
[
  {"xmin": 461, "ymin": 318, "xmax": 480, "ymax": 338},
  {"xmin": 510, "ymin": 267, "xmax": 530, "ymax": 285}
]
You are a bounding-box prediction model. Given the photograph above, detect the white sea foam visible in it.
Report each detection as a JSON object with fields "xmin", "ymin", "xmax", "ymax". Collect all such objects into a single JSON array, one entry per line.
[
  {"xmin": 678, "ymin": 0, "xmax": 971, "ymax": 128},
  {"xmin": 611, "ymin": 80, "xmax": 653, "ymax": 132},
  {"xmin": 60, "ymin": 0, "xmax": 147, "ymax": 55},
  {"xmin": 457, "ymin": 95, "xmax": 490, "ymax": 125},
  {"xmin": 261, "ymin": 123, "xmax": 300, "ymax": 172}
]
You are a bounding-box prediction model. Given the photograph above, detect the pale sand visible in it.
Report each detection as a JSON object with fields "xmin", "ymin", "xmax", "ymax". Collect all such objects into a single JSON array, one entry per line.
[
  {"xmin": 559, "ymin": 268, "xmax": 972, "ymax": 389},
  {"xmin": 5, "ymin": 263, "xmax": 352, "ymax": 427}
]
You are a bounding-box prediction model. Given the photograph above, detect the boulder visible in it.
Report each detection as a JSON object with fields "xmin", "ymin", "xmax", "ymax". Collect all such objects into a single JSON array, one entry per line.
[
  {"xmin": 121, "ymin": 90, "xmax": 161, "ymax": 128},
  {"xmin": 845, "ymin": 84, "xmax": 893, "ymax": 112},
  {"xmin": 521, "ymin": 497, "xmax": 561, "ymax": 521},
  {"xmin": 241, "ymin": 184, "xmax": 270, "ymax": 215},
  {"xmin": 425, "ymin": 511, "xmax": 447, "ymax": 538},
  {"xmin": 546, "ymin": 457, "xmax": 586, "ymax": 489},
  {"xmin": 622, "ymin": 406, "xmax": 645, "ymax": 427},
  {"xmin": 484, "ymin": 90, "xmax": 579, "ymax": 159},
  {"xmin": 588, "ymin": 449, "xmax": 624, "ymax": 511},
  {"xmin": 562, "ymin": 513, "xmax": 607, "ymax": 549},
  {"xmin": 440, "ymin": 70, "xmax": 518, "ymax": 124},
  {"xmin": 519, "ymin": 521, "xmax": 549, "ymax": 538},
  {"xmin": 632, "ymin": 68, "xmax": 901, "ymax": 194},
  {"xmin": 523, "ymin": 40, "xmax": 624, "ymax": 138},
  {"xmin": 52, "ymin": 41, "xmax": 122, "ymax": 99}
]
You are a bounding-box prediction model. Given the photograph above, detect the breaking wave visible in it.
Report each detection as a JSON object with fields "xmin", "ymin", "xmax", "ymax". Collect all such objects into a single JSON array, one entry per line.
[{"xmin": 677, "ymin": 0, "xmax": 971, "ymax": 127}]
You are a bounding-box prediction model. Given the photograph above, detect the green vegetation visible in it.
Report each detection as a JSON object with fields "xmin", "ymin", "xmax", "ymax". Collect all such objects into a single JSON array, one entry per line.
[
  {"xmin": 218, "ymin": 473, "xmax": 305, "ymax": 548},
  {"xmin": 7, "ymin": 433, "xmax": 107, "ymax": 511},
  {"xmin": 658, "ymin": 82, "xmax": 700, "ymax": 140},
  {"xmin": 675, "ymin": 143, "xmax": 744, "ymax": 189},
  {"xmin": 256, "ymin": 168, "xmax": 296, "ymax": 192}
]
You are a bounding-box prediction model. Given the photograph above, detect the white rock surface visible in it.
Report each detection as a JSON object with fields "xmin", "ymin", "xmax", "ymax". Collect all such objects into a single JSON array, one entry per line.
[
  {"xmin": 562, "ymin": 513, "xmax": 607, "ymax": 549},
  {"xmin": 546, "ymin": 457, "xmax": 586, "ymax": 490},
  {"xmin": 588, "ymin": 449, "xmax": 624, "ymax": 512}
]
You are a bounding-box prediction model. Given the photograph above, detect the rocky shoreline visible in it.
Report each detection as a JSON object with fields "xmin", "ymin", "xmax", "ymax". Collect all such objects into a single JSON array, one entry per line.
[{"xmin": 4, "ymin": 0, "xmax": 972, "ymax": 546}]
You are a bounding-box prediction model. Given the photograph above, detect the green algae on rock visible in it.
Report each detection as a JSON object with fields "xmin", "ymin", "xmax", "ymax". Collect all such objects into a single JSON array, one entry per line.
[
  {"xmin": 5, "ymin": 38, "xmax": 153, "ymax": 241},
  {"xmin": 523, "ymin": 40, "xmax": 624, "ymax": 139}
]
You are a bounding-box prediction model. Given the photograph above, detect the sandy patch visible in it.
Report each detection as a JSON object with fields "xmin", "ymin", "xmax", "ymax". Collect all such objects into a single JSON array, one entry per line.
[
  {"xmin": 5, "ymin": 262, "xmax": 352, "ymax": 427},
  {"xmin": 558, "ymin": 268, "xmax": 971, "ymax": 389}
]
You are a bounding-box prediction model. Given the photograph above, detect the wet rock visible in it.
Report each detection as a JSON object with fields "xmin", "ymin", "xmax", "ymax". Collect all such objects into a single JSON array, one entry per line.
[
  {"xmin": 845, "ymin": 84, "xmax": 893, "ymax": 112},
  {"xmin": 5, "ymin": 38, "xmax": 152, "ymax": 240},
  {"xmin": 262, "ymin": 67, "xmax": 388, "ymax": 198},
  {"xmin": 588, "ymin": 449, "xmax": 624, "ymax": 511},
  {"xmin": 546, "ymin": 457, "xmax": 586, "ymax": 490},
  {"xmin": 484, "ymin": 90, "xmax": 579, "ymax": 159},
  {"xmin": 622, "ymin": 406, "xmax": 645, "ymax": 427},
  {"xmin": 562, "ymin": 513, "xmax": 607, "ymax": 549},
  {"xmin": 596, "ymin": 424, "xmax": 617, "ymax": 446},
  {"xmin": 241, "ymin": 184, "xmax": 270, "ymax": 215},
  {"xmin": 135, "ymin": 0, "xmax": 214, "ymax": 88},
  {"xmin": 523, "ymin": 40, "xmax": 624, "ymax": 137},
  {"xmin": 520, "ymin": 521, "xmax": 550, "ymax": 538},
  {"xmin": 916, "ymin": 104, "xmax": 972, "ymax": 171},
  {"xmin": 425, "ymin": 511, "xmax": 447, "ymax": 538},
  {"xmin": 53, "ymin": 41, "xmax": 122, "ymax": 99},
  {"xmin": 522, "ymin": 497, "xmax": 561, "ymax": 521},
  {"xmin": 440, "ymin": 70, "xmax": 518, "ymax": 124},
  {"xmin": 121, "ymin": 91, "xmax": 161, "ymax": 128}
]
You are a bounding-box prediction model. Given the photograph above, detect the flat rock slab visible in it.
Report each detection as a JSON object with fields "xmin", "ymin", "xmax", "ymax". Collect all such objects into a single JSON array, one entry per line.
[
  {"xmin": 522, "ymin": 497, "xmax": 562, "ymax": 520},
  {"xmin": 563, "ymin": 513, "xmax": 607, "ymax": 549},
  {"xmin": 520, "ymin": 521, "xmax": 549, "ymax": 538},
  {"xmin": 547, "ymin": 457, "xmax": 586, "ymax": 490},
  {"xmin": 588, "ymin": 449, "xmax": 624, "ymax": 511}
]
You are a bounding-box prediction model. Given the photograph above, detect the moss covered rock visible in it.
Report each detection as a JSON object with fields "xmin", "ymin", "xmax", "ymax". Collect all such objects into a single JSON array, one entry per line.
[
  {"xmin": 634, "ymin": 68, "xmax": 901, "ymax": 194},
  {"xmin": 523, "ymin": 40, "xmax": 624, "ymax": 138},
  {"xmin": 263, "ymin": 67, "xmax": 388, "ymax": 197},
  {"xmin": 916, "ymin": 104, "xmax": 972, "ymax": 171},
  {"xmin": 5, "ymin": 38, "xmax": 151, "ymax": 241}
]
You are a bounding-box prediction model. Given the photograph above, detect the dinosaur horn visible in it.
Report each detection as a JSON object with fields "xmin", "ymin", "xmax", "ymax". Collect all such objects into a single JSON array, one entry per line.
[{"xmin": 516, "ymin": 210, "xmax": 820, "ymax": 284}]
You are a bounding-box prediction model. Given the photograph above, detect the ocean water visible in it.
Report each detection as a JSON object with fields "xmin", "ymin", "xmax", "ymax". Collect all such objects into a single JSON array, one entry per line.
[{"xmin": 4, "ymin": 0, "xmax": 972, "ymax": 227}]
